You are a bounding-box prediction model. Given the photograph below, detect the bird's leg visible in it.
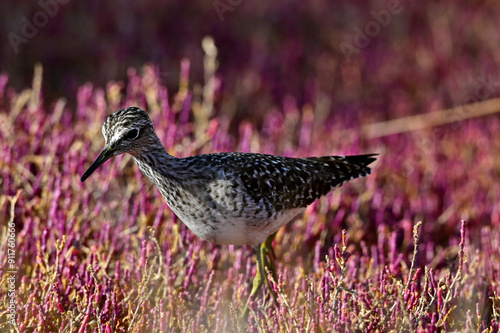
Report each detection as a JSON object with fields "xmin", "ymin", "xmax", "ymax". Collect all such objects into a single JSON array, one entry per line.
[
  {"xmin": 261, "ymin": 232, "xmax": 278, "ymax": 302},
  {"xmin": 241, "ymin": 232, "xmax": 279, "ymax": 319},
  {"xmin": 241, "ymin": 245, "xmax": 265, "ymax": 319}
]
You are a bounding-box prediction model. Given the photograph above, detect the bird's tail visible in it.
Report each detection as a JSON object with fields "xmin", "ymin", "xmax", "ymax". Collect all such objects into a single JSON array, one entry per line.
[
  {"xmin": 306, "ymin": 153, "xmax": 378, "ymax": 184},
  {"xmin": 342, "ymin": 154, "xmax": 378, "ymax": 177}
]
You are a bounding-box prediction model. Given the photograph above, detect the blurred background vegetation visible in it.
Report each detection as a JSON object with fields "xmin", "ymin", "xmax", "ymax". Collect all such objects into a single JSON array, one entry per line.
[
  {"xmin": 2, "ymin": 2, "xmax": 500, "ymax": 330},
  {"xmin": 2, "ymin": 0, "xmax": 500, "ymax": 124}
]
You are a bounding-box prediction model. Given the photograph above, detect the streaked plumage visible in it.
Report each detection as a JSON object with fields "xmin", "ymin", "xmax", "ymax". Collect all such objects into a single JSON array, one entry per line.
[
  {"xmin": 82, "ymin": 106, "xmax": 375, "ymax": 245},
  {"xmin": 81, "ymin": 106, "xmax": 376, "ymax": 314}
]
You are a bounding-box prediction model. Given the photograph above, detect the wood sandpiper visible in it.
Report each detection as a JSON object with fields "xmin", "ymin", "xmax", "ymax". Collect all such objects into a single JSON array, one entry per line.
[{"xmin": 81, "ymin": 106, "xmax": 377, "ymax": 316}]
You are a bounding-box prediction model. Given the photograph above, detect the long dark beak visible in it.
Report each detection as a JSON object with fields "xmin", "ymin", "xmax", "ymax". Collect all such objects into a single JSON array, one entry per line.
[{"xmin": 81, "ymin": 146, "xmax": 115, "ymax": 182}]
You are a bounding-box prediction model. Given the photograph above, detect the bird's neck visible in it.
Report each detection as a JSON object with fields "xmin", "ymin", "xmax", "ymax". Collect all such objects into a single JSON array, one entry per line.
[{"xmin": 130, "ymin": 138, "xmax": 189, "ymax": 189}]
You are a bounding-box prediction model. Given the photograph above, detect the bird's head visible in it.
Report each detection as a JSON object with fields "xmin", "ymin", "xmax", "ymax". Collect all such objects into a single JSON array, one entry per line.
[{"xmin": 81, "ymin": 106, "xmax": 156, "ymax": 182}]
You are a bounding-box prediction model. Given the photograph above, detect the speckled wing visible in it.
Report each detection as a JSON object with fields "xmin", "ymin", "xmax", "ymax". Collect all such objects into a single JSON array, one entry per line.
[{"xmin": 223, "ymin": 153, "xmax": 377, "ymax": 212}]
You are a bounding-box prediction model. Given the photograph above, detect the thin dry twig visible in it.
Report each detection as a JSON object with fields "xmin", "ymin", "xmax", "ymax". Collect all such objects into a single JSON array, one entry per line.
[{"xmin": 359, "ymin": 98, "xmax": 500, "ymax": 139}]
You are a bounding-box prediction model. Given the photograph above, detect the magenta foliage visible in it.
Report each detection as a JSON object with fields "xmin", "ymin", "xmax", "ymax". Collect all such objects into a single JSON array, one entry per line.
[{"xmin": 0, "ymin": 63, "xmax": 499, "ymax": 332}]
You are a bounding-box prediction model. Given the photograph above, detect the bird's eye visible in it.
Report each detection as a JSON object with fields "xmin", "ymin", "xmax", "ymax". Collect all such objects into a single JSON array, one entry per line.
[{"xmin": 126, "ymin": 128, "xmax": 139, "ymax": 140}]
